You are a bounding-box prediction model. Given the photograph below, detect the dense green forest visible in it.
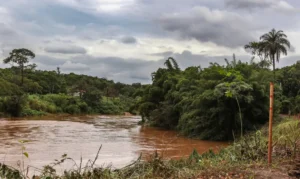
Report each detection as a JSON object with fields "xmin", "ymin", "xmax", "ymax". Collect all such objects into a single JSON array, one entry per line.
[
  {"xmin": 137, "ymin": 29, "xmax": 300, "ymax": 140},
  {"xmin": 0, "ymin": 49, "xmax": 144, "ymax": 117}
]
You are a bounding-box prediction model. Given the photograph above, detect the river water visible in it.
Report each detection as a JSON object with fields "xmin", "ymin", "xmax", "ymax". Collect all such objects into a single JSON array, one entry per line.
[{"xmin": 0, "ymin": 115, "xmax": 227, "ymax": 172}]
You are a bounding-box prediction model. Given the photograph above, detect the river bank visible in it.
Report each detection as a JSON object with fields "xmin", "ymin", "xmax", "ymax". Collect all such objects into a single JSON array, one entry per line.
[{"xmin": 0, "ymin": 116, "xmax": 299, "ymax": 178}]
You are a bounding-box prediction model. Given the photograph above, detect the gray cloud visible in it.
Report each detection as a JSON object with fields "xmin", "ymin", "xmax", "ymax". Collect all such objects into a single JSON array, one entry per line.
[
  {"xmin": 120, "ymin": 36, "xmax": 137, "ymax": 44},
  {"xmin": 225, "ymin": 0, "xmax": 272, "ymax": 9},
  {"xmin": 289, "ymin": 45, "xmax": 296, "ymax": 52},
  {"xmin": 0, "ymin": 24, "xmax": 16, "ymax": 36},
  {"xmin": 33, "ymin": 55, "xmax": 67, "ymax": 66},
  {"xmin": 72, "ymin": 55, "xmax": 155, "ymax": 71},
  {"xmin": 55, "ymin": 38, "xmax": 74, "ymax": 44},
  {"xmin": 0, "ymin": 23, "xmax": 24, "ymax": 49},
  {"xmin": 71, "ymin": 55, "xmax": 159, "ymax": 83},
  {"xmin": 158, "ymin": 6, "xmax": 255, "ymax": 48},
  {"xmin": 278, "ymin": 55, "xmax": 300, "ymax": 67},
  {"xmin": 44, "ymin": 45, "xmax": 87, "ymax": 54},
  {"xmin": 225, "ymin": 0, "xmax": 297, "ymax": 13},
  {"xmin": 42, "ymin": 40, "xmax": 51, "ymax": 44}
]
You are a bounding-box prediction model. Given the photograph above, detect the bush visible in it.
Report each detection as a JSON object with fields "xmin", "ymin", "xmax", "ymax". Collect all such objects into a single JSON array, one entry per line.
[
  {"xmin": 1, "ymin": 95, "xmax": 27, "ymax": 117},
  {"xmin": 64, "ymin": 104, "xmax": 81, "ymax": 114},
  {"xmin": 97, "ymin": 99, "xmax": 122, "ymax": 114},
  {"xmin": 78, "ymin": 102, "xmax": 89, "ymax": 113}
]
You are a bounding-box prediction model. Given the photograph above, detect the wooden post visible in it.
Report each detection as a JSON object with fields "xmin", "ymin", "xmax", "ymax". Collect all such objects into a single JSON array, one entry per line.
[{"xmin": 268, "ymin": 82, "xmax": 274, "ymax": 165}]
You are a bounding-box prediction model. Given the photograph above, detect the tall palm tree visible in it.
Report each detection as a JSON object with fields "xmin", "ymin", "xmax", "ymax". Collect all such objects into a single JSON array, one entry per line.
[{"xmin": 259, "ymin": 29, "xmax": 290, "ymax": 81}]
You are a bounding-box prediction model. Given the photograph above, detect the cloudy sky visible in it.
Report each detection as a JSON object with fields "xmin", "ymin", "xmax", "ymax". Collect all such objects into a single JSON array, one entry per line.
[{"xmin": 0, "ymin": 0, "xmax": 299, "ymax": 84}]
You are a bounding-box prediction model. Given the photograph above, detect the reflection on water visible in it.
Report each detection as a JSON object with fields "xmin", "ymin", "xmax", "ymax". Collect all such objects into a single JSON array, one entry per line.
[{"xmin": 0, "ymin": 116, "xmax": 228, "ymax": 170}]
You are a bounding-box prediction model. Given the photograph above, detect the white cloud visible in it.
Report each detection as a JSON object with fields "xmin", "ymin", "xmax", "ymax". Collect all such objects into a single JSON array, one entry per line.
[{"xmin": 53, "ymin": 0, "xmax": 136, "ymax": 13}]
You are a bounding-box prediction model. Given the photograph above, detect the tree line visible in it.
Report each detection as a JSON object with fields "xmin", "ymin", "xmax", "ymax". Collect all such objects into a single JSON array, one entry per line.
[
  {"xmin": 0, "ymin": 49, "xmax": 143, "ymax": 117},
  {"xmin": 136, "ymin": 29, "xmax": 298, "ymax": 140}
]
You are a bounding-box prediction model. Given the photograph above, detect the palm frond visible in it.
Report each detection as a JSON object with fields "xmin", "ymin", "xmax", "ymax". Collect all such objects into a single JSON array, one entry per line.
[{"xmin": 168, "ymin": 57, "xmax": 180, "ymax": 71}]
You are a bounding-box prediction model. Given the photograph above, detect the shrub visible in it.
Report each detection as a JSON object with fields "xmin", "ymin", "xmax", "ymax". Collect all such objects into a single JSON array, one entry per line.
[
  {"xmin": 1, "ymin": 95, "xmax": 27, "ymax": 117},
  {"xmin": 78, "ymin": 102, "xmax": 89, "ymax": 113},
  {"xmin": 65, "ymin": 104, "xmax": 81, "ymax": 114}
]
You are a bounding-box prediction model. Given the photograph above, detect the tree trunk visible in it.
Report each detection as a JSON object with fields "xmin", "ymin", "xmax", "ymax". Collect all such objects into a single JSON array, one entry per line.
[{"xmin": 272, "ymin": 55, "xmax": 276, "ymax": 83}]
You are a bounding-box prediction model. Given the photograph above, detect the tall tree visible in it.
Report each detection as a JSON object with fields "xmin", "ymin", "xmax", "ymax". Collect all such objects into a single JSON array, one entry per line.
[
  {"xmin": 259, "ymin": 29, "xmax": 290, "ymax": 81},
  {"xmin": 3, "ymin": 48, "xmax": 35, "ymax": 85}
]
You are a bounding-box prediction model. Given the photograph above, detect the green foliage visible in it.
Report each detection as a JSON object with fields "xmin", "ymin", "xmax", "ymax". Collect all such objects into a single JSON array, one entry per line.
[
  {"xmin": 21, "ymin": 109, "xmax": 46, "ymax": 116},
  {"xmin": 0, "ymin": 95, "xmax": 27, "ymax": 117},
  {"xmin": 0, "ymin": 52, "xmax": 143, "ymax": 116},
  {"xmin": 82, "ymin": 88, "xmax": 102, "ymax": 107},
  {"xmin": 139, "ymin": 57, "xmax": 272, "ymax": 140},
  {"xmin": 0, "ymin": 48, "xmax": 143, "ymax": 117}
]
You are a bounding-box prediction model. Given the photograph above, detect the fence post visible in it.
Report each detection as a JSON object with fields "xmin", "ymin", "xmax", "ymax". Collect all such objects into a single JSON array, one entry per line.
[{"xmin": 268, "ymin": 82, "xmax": 274, "ymax": 165}]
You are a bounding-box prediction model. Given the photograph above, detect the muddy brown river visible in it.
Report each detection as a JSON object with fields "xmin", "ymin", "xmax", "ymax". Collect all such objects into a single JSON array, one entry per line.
[{"xmin": 0, "ymin": 115, "xmax": 227, "ymax": 172}]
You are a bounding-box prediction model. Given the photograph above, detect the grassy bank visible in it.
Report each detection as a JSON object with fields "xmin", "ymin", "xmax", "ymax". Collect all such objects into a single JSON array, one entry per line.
[{"xmin": 1, "ymin": 117, "xmax": 299, "ymax": 178}]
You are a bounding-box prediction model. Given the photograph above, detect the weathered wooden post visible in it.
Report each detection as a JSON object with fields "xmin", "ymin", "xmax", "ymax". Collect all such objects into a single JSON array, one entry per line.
[{"xmin": 268, "ymin": 82, "xmax": 274, "ymax": 165}]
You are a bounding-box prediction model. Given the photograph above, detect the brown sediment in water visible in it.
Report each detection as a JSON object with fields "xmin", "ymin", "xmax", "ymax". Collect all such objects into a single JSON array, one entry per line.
[{"xmin": 0, "ymin": 115, "xmax": 228, "ymax": 170}]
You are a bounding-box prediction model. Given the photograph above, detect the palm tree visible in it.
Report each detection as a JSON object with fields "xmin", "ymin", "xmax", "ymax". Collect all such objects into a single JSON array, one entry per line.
[
  {"xmin": 168, "ymin": 57, "xmax": 180, "ymax": 71},
  {"xmin": 164, "ymin": 57, "xmax": 180, "ymax": 71},
  {"xmin": 259, "ymin": 29, "xmax": 290, "ymax": 81},
  {"xmin": 164, "ymin": 59, "xmax": 174, "ymax": 70}
]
